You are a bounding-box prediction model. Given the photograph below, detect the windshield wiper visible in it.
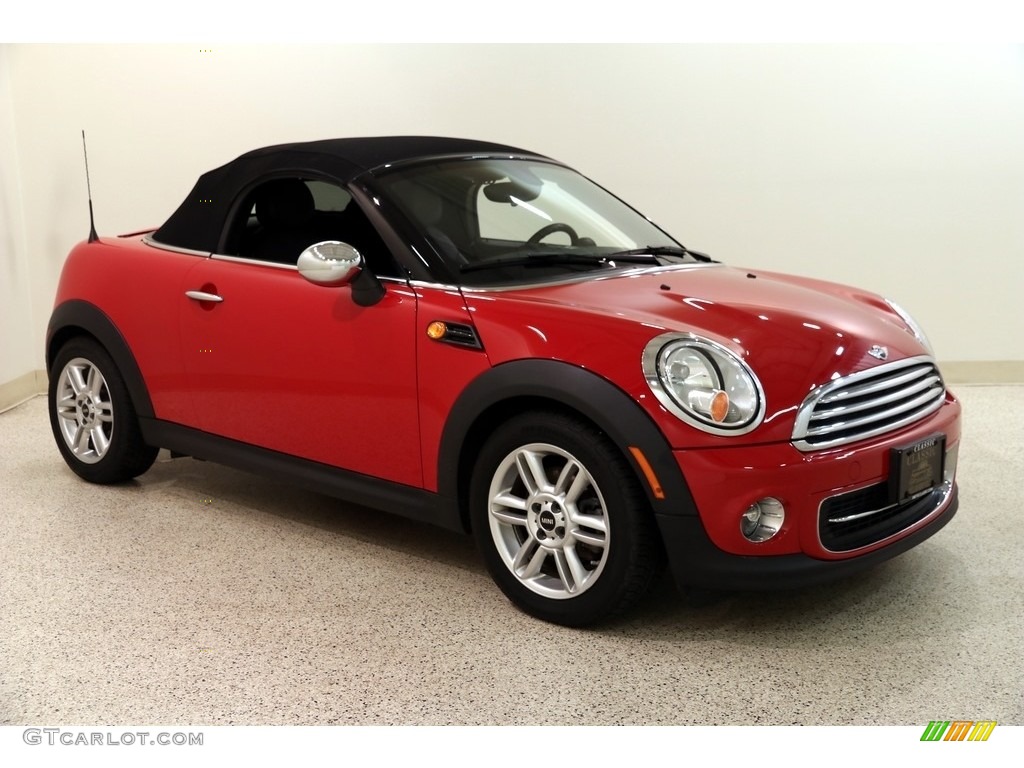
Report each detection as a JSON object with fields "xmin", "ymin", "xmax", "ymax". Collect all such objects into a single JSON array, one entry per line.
[
  {"xmin": 607, "ymin": 245, "xmax": 716, "ymax": 263},
  {"xmin": 459, "ymin": 246, "xmax": 715, "ymax": 274},
  {"xmin": 459, "ymin": 252, "xmax": 649, "ymax": 274}
]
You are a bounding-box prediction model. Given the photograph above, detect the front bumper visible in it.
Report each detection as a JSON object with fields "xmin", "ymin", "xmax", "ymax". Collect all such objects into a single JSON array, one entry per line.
[
  {"xmin": 657, "ymin": 483, "xmax": 958, "ymax": 590},
  {"xmin": 654, "ymin": 393, "xmax": 961, "ymax": 589}
]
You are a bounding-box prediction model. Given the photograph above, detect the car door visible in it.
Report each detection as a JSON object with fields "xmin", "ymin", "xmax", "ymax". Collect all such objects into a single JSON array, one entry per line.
[{"xmin": 176, "ymin": 179, "xmax": 422, "ymax": 487}]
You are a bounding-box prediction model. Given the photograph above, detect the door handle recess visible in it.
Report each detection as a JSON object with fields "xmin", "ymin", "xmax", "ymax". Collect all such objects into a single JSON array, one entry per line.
[{"xmin": 185, "ymin": 290, "xmax": 224, "ymax": 303}]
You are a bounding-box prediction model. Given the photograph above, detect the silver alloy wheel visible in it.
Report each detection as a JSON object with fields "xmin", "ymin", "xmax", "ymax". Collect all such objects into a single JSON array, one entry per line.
[
  {"xmin": 54, "ymin": 357, "xmax": 114, "ymax": 465},
  {"xmin": 487, "ymin": 442, "xmax": 610, "ymax": 599}
]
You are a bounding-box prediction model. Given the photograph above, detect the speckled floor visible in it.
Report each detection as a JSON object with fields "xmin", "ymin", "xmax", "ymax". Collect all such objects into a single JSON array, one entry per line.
[{"xmin": 1, "ymin": 387, "xmax": 1021, "ymax": 725}]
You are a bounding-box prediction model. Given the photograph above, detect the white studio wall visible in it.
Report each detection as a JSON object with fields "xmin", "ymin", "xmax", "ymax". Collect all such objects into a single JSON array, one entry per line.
[
  {"xmin": 2, "ymin": 43, "xmax": 1022, "ymax": 400},
  {"xmin": 0, "ymin": 45, "xmax": 37, "ymax": 401}
]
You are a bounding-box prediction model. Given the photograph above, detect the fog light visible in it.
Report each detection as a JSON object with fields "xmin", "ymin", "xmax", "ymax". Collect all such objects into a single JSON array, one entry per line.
[{"xmin": 740, "ymin": 497, "xmax": 785, "ymax": 542}]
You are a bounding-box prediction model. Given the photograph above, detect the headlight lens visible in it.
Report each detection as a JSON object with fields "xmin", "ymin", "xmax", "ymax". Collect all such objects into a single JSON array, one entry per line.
[
  {"xmin": 885, "ymin": 299, "xmax": 934, "ymax": 355},
  {"xmin": 642, "ymin": 333, "xmax": 765, "ymax": 435}
]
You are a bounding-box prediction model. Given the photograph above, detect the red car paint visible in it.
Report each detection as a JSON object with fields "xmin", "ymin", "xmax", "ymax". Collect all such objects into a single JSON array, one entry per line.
[{"xmin": 54, "ymin": 235, "xmax": 960, "ymax": 554}]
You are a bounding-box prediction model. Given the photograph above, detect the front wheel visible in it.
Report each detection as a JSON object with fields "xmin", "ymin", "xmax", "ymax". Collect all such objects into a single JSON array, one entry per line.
[
  {"xmin": 470, "ymin": 411, "xmax": 662, "ymax": 626},
  {"xmin": 48, "ymin": 338, "xmax": 158, "ymax": 484}
]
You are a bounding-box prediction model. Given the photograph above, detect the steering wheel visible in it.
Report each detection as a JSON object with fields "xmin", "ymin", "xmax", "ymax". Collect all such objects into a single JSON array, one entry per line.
[{"xmin": 527, "ymin": 222, "xmax": 580, "ymax": 245}]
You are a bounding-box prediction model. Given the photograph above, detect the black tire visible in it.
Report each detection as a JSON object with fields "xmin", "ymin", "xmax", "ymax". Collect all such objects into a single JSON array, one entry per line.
[
  {"xmin": 48, "ymin": 337, "xmax": 158, "ymax": 484},
  {"xmin": 470, "ymin": 410, "xmax": 662, "ymax": 627}
]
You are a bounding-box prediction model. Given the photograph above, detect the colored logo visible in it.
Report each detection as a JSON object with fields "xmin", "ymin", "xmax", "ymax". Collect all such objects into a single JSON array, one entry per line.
[{"xmin": 920, "ymin": 720, "xmax": 997, "ymax": 741}]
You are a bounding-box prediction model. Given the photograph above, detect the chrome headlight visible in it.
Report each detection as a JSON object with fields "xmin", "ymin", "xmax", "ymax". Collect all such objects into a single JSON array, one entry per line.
[
  {"xmin": 642, "ymin": 333, "xmax": 765, "ymax": 436},
  {"xmin": 885, "ymin": 299, "xmax": 934, "ymax": 355}
]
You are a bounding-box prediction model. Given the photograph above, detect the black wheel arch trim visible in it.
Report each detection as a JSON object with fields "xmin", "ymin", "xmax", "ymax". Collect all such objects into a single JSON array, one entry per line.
[
  {"xmin": 437, "ymin": 359, "xmax": 699, "ymax": 524},
  {"xmin": 46, "ymin": 300, "xmax": 155, "ymax": 420}
]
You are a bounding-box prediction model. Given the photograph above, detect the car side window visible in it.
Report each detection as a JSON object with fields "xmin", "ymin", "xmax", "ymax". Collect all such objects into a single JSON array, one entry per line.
[
  {"xmin": 306, "ymin": 180, "xmax": 351, "ymax": 212},
  {"xmin": 227, "ymin": 178, "xmax": 400, "ymax": 277}
]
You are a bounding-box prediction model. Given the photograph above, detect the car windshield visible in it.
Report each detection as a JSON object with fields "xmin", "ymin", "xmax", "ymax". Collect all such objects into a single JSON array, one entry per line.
[{"xmin": 372, "ymin": 158, "xmax": 695, "ymax": 285}]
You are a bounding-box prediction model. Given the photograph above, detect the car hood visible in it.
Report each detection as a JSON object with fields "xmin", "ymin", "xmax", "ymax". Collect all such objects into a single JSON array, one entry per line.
[{"xmin": 462, "ymin": 264, "xmax": 932, "ymax": 445}]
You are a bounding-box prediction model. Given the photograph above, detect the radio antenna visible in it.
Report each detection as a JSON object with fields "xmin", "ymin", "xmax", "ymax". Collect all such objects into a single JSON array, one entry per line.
[{"xmin": 81, "ymin": 130, "xmax": 99, "ymax": 243}]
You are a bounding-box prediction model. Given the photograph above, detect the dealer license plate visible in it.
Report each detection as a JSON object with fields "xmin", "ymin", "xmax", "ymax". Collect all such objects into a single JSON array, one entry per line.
[{"xmin": 889, "ymin": 433, "xmax": 945, "ymax": 503}]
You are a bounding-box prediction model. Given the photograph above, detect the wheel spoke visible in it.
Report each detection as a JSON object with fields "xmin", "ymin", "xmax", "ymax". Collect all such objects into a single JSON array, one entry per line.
[
  {"xmin": 73, "ymin": 425, "xmax": 91, "ymax": 455},
  {"xmin": 515, "ymin": 450, "xmax": 548, "ymax": 494},
  {"xmin": 493, "ymin": 491, "xmax": 527, "ymax": 511},
  {"xmin": 553, "ymin": 459, "xmax": 579, "ymax": 496},
  {"xmin": 512, "ymin": 538, "xmax": 547, "ymax": 579},
  {"xmin": 511, "ymin": 537, "xmax": 536, "ymax": 572},
  {"xmin": 68, "ymin": 365, "xmax": 88, "ymax": 396},
  {"xmin": 571, "ymin": 527, "xmax": 606, "ymax": 548},
  {"xmin": 90, "ymin": 426, "xmax": 110, "ymax": 456},
  {"xmin": 57, "ymin": 404, "xmax": 78, "ymax": 420},
  {"xmin": 554, "ymin": 459, "xmax": 592, "ymax": 504},
  {"xmin": 553, "ymin": 549, "xmax": 584, "ymax": 593},
  {"xmin": 553, "ymin": 550, "xmax": 570, "ymax": 591},
  {"xmin": 563, "ymin": 465, "xmax": 590, "ymax": 504},
  {"xmin": 96, "ymin": 401, "xmax": 114, "ymax": 423},
  {"xmin": 86, "ymin": 365, "xmax": 102, "ymax": 397},
  {"xmin": 491, "ymin": 507, "xmax": 528, "ymax": 527},
  {"xmin": 564, "ymin": 546, "xmax": 589, "ymax": 588},
  {"xmin": 570, "ymin": 511, "xmax": 607, "ymax": 535},
  {"xmin": 521, "ymin": 545, "xmax": 548, "ymax": 580}
]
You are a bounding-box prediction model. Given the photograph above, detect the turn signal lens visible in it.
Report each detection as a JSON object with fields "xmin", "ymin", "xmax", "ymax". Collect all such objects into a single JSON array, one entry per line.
[
  {"xmin": 426, "ymin": 321, "xmax": 447, "ymax": 340},
  {"xmin": 710, "ymin": 390, "xmax": 730, "ymax": 422},
  {"xmin": 686, "ymin": 388, "xmax": 731, "ymax": 423}
]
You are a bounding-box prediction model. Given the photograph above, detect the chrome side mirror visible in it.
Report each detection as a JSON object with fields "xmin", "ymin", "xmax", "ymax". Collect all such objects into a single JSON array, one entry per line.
[{"xmin": 297, "ymin": 241, "xmax": 363, "ymax": 287}]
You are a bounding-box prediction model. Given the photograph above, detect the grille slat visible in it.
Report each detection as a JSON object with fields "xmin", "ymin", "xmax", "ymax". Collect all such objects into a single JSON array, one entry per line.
[
  {"xmin": 806, "ymin": 387, "xmax": 943, "ymax": 436},
  {"xmin": 818, "ymin": 364, "xmax": 933, "ymax": 404},
  {"xmin": 811, "ymin": 374, "xmax": 941, "ymax": 420},
  {"xmin": 793, "ymin": 356, "xmax": 945, "ymax": 451},
  {"xmin": 819, "ymin": 481, "xmax": 949, "ymax": 551}
]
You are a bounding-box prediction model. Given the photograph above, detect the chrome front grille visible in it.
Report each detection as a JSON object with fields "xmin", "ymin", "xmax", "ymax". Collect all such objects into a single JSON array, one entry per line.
[{"xmin": 792, "ymin": 355, "xmax": 946, "ymax": 451}]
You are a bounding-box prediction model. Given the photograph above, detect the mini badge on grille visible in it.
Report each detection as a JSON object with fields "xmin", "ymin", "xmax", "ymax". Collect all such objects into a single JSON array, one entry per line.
[{"xmin": 868, "ymin": 345, "xmax": 889, "ymax": 360}]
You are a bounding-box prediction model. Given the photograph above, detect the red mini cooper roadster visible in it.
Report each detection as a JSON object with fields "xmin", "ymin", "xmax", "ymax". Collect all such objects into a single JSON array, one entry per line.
[{"xmin": 47, "ymin": 137, "xmax": 961, "ymax": 626}]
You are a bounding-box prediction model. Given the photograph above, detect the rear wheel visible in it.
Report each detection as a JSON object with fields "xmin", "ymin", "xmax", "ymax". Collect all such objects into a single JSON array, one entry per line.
[
  {"xmin": 48, "ymin": 338, "xmax": 158, "ymax": 483},
  {"xmin": 470, "ymin": 411, "xmax": 661, "ymax": 626}
]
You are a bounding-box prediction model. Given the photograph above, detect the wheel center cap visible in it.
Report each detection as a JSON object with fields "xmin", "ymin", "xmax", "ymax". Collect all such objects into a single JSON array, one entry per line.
[{"xmin": 528, "ymin": 495, "xmax": 566, "ymax": 544}]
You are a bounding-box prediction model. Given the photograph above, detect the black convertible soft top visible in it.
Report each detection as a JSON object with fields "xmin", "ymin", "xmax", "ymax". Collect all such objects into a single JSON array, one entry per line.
[{"xmin": 151, "ymin": 136, "xmax": 539, "ymax": 253}]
